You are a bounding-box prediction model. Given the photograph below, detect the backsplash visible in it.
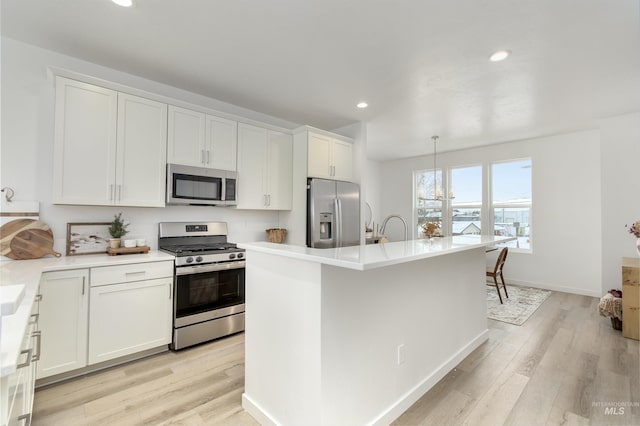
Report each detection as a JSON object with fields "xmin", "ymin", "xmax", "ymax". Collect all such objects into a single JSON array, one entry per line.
[{"xmin": 40, "ymin": 204, "xmax": 281, "ymax": 256}]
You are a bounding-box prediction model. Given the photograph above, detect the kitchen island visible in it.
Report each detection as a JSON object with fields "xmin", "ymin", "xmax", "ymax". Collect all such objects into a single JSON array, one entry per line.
[{"xmin": 240, "ymin": 235, "xmax": 514, "ymax": 425}]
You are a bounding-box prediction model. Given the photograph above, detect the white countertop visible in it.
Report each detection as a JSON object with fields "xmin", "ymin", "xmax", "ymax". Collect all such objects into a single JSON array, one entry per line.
[
  {"xmin": 0, "ymin": 251, "xmax": 175, "ymax": 377},
  {"xmin": 240, "ymin": 235, "xmax": 516, "ymax": 271}
]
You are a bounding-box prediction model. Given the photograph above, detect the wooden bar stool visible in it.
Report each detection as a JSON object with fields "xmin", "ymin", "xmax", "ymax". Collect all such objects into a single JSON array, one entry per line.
[{"xmin": 487, "ymin": 247, "xmax": 509, "ymax": 304}]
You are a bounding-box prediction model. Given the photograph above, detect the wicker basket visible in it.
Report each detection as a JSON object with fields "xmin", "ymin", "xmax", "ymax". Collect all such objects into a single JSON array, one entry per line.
[{"xmin": 266, "ymin": 228, "xmax": 287, "ymax": 243}]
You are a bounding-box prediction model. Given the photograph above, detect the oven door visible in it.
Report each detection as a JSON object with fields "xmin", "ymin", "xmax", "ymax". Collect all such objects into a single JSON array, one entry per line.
[{"xmin": 174, "ymin": 261, "xmax": 245, "ymax": 327}]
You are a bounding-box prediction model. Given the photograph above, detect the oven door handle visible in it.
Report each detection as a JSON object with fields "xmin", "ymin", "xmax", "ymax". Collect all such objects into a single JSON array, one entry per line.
[{"xmin": 176, "ymin": 261, "xmax": 246, "ymax": 276}]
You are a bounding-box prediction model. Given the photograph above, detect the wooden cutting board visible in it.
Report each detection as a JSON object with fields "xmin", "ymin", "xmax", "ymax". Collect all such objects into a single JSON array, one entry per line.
[
  {"xmin": 9, "ymin": 229, "xmax": 62, "ymax": 259},
  {"xmin": 0, "ymin": 219, "xmax": 54, "ymax": 258}
]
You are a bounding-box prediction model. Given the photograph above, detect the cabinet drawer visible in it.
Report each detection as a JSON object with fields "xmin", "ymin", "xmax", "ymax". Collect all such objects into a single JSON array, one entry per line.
[{"xmin": 91, "ymin": 261, "xmax": 173, "ymax": 287}]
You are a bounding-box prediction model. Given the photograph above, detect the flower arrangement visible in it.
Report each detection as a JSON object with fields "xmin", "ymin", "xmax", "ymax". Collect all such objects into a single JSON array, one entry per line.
[
  {"xmin": 422, "ymin": 221, "xmax": 441, "ymax": 238},
  {"xmin": 626, "ymin": 220, "xmax": 640, "ymax": 238}
]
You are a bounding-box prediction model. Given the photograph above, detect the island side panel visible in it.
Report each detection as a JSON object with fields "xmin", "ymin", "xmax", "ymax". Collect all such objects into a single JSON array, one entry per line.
[
  {"xmin": 242, "ymin": 250, "xmax": 323, "ymax": 425},
  {"xmin": 320, "ymin": 247, "xmax": 488, "ymax": 425}
]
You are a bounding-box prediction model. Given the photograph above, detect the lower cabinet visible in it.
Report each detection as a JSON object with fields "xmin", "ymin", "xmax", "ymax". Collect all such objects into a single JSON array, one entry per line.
[
  {"xmin": 37, "ymin": 269, "xmax": 89, "ymax": 379},
  {"xmin": 88, "ymin": 277, "xmax": 173, "ymax": 364},
  {"xmin": 35, "ymin": 260, "xmax": 173, "ymax": 382},
  {"xmin": 1, "ymin": 300, "xmax": 40, "ymax": 426}
]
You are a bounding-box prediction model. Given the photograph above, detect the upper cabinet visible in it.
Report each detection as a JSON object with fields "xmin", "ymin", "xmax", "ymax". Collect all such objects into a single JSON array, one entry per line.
[
  {"xmin": 237, "ymin": 123, "xmax": 293, "ymax": 210},
  {"xmin": 53, "ymin": 77, "xmax": 167, "ymax": 207},
  {"xmin": 167, "ymin": 105, "xmax": 237, "ymax": 171},
  {"xmin": 306, "ymin": 131, "xmax": 354, "ymax": 181}
]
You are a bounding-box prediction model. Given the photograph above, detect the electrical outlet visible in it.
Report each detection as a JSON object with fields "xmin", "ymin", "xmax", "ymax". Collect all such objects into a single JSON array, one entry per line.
[{"xmin": 397, "ymin": 344, "xmax": 405, "ymax": 365}]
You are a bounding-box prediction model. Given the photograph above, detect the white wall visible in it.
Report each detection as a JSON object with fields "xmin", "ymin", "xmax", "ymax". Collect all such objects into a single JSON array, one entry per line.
[
  {"xmin": 364, "ymin": 159, "xmax": 382, "ymax": 231},
  {"xmin": 376, "ymin": 129, "xmax": 604, "ymax": 296},
  {"xmin": 600, "ymin": 112, "xmax": 640, "ymax": 294},
  {"xmin": 0, "ymin": 37, "xmax": 297, "ymax": 252}
]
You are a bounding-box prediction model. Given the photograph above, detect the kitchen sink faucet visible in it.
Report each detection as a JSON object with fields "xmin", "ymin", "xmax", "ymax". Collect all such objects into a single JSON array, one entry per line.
[{"xmin": 380, "ymin": 214, "xmax": 408, "ymax": 242}]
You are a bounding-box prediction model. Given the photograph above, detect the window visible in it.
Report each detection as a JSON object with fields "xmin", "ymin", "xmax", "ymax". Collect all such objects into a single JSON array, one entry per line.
[
  {"xmin": 412, "ymin": 157, "xmax": 532, "ymax": 252},
  {"xmin": 491, "ymin": 159, "xmax": 532, "ymax": 249},
  {"xmin": 450, "ymin": 165, "xmax": 482, "ymax": 235},
  {"xmin": 414, "ymin": 169, "xmax": 442, "ymax": 238}
]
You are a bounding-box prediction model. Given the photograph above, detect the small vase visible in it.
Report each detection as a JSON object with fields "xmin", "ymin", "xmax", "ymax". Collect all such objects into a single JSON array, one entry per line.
[{"xmin": 109, "ymin": 238, "xmax": 121, "ymax": 249}]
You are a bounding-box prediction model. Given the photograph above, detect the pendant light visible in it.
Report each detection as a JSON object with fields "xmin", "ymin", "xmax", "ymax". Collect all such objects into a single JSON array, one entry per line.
[{"xmin": 422, "ymin": 135, "xmax": 454, "ymax": 201}]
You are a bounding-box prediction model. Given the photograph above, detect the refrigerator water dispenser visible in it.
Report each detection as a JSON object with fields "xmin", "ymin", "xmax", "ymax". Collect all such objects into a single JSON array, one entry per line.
[{"xmin": 319, "ymin": 213, "xmax": 333, "ymax": 240}]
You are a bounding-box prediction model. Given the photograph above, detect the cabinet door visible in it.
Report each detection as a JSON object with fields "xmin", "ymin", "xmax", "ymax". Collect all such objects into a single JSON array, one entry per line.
[
  {"xmin": 307, "ymin": 133, "xmax": 332, "ymax": 179},
  {"xmin": 115, "ymin": 93, "xmax": 168, "ymax": 207},
  {"xmin": 237, "ymin": 123, "xmax": 268, "ymax": 209},
  {"xmin": 167, "ymin": 105, "xmax": 206, "ymax": 167},
  {"xmin": 53, "ymin": 77, "xmax": 117, "ymax": 205},
  {"xmin": 331, "ymin": 139, "xmax": 353, "ymax": 181},
  {"xmin": 206, "ymin": 115, "xmax": 237, "ymax": 171},
  {"xmin": 88, "ymin": 278, "xmax": 172, "ymax": 365},
  {"xmin": 37, "ymin": 269, "xmax": 89, "ymax": 379},
  {"xmin": 266, "ymin": 131, "xmax": 293, "ymax": 210}
]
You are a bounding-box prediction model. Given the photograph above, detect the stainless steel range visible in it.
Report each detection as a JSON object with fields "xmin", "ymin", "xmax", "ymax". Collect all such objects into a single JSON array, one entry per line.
[{"xmin": 159, "ymin": 222, "xmax": 245, "ymax": 350}]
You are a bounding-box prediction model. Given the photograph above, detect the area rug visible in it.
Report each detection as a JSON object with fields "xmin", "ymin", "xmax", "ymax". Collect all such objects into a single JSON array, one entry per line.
[{"xmin": 487, "ymin": 284, "xmax": 551, "ymax": 325}]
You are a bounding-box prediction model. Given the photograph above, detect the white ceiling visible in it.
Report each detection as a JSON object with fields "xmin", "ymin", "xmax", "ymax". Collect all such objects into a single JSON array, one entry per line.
[{"xmin": 2, "ymin": 0, "xmax": 639, "ymax": 160}]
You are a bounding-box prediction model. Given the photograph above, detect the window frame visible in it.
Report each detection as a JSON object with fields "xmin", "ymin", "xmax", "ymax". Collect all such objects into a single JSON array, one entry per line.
[
  {"xmin": 411, "ymin": 158, "xmax": 533, "ymax": 253},
  {"xmin": 489, "ymin": 158, "xmax": 533, "ymax": 253}
]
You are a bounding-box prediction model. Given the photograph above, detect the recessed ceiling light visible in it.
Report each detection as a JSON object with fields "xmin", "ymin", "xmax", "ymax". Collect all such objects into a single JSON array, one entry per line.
[
  {"xmin": 489, "ymin": 50, "xmax": 510, "ymax": 62},
  {"xmin": 112, "ymin": 0, "xmax": 133, "ymax": 7},
  {"xmin": 357, "ymin": 102, "xmax": 368, "ymax": 109}
]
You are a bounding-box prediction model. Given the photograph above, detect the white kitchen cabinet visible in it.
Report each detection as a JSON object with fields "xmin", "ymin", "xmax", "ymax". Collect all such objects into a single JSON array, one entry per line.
[
  {"xmin": 53, "ymin": 76, "xmax": 168, "ymax": 207},
  {"xmin": 88, "ymin": 262, "xmax": 173, "ymax": 365},
  {"xmin": 237, "ymin": 123, "xmax": 292, "ymax": 210},
  {"xmin": 1, "ymin": 304, "xmax": 39, "ymax": 426},
  {"xmin": 307, "ymin": 131, "xmax": 353, "ymax": 181},
  {"xmin": 36, "ymin": 269, "xmax": 89, "ymax": 380},
  {"xmin": 116, "ymin": 93, "xmax": 168, "ymax": 207},
  {"xmin": 53, "ymin": 77, "xmax": 117, "ymax": 205},
  {"xmin": 167, "ymin": 105, "xmax": 237, "ymax": 171}
]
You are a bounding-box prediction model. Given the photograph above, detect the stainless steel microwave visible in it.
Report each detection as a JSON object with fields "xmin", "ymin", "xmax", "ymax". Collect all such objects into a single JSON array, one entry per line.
[{"xmin": 166, "ymin": 164, "xmax": 237, "ymax": 206}]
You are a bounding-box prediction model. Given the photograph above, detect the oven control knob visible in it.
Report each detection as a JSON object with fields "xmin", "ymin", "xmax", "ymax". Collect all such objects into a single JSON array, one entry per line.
[
  {"xmin": 229, "ymin": 253, "xmax": 236, "ymax": 259},
  {"xmin": 195, "ymin": 256, "xmax": 203, "ymax": 263},
  {"xmin": 186, "ymin": 257, "xmax": 194, "ymax": 264},
  {"xmin": 237, "ymin": 253, "xmax": 244, "ymax": 259}
]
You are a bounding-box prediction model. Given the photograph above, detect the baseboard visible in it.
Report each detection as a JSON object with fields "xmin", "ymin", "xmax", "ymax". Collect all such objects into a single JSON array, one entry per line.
[
  {"xmin": 506, "ymin": 279, "xmax": 601, "ymax": 297},
  {"xmin": 370, "ymin": 329, "xmax": 490, "ymax": 426},
  {"xmin": 242, "ymin": 392, "xmax": 280, "ymax": 426}
]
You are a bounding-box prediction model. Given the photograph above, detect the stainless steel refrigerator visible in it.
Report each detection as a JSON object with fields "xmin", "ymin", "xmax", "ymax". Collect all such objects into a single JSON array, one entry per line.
[{"xmin": 307, "ymin": 178, "xmax": 360, "ymax": 248}]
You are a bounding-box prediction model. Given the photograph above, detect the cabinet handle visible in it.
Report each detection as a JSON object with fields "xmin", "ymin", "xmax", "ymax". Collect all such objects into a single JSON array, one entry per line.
[
  {"xmin": 29, "ymin": 313, "xmax": 39, "ymax": 325},
  {"xmin": 206, "ymin": 150, "xmax": 210, "ymax": 164},
  {"xmin": 117, "ymin": 185, "xmax": 122, "ymax": 202},
  {"xmin": 35, "ymin": 294, "xmax": 43, "ymax": 302},
  {"xmin": 109, "ymin": 184, "xmax": 114, "ymax": 201},
  {"xmin": 201, "ymin": 150, "xmax": 205, "ymax": 164},
  {"xmin": 82, "ymin": 276, "xmax": 86, "ymax": 295},
  {"xmin": 32, "ymin": 331, "xmax": 42, "ymax": 362},
  {"xmin": 17, "ymin": 348, "xmax": 32, "ymax": 369},
  {"xmin": 169, "ymin": 284, "xmax": 172, "ymax": 299},
  {"xmin": 17, "ymin": 414, "xmax": 31, "ymax": 426},
  {"xmin": 263, "ymin": 194, "xmax": 267, "ymax": 206}
]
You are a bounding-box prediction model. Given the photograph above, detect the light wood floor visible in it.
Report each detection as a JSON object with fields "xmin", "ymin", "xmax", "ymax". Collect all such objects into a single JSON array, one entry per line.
[{"xmin": 32, "ymin": 291, "xmax": 639, "ymax": 426}]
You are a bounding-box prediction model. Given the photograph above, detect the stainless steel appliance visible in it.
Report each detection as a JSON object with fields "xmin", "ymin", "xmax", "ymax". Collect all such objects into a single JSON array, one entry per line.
[
  {"xmin": 159, "ymin": 221, "xmax": 245, "ymax": 350},
  {"xmin": 166, "ymin": 163, "xmax": 237, "ymax": 206},
  {"xmin": 307, "ymin": 178, "xmax": 360, "ymax": 248}
]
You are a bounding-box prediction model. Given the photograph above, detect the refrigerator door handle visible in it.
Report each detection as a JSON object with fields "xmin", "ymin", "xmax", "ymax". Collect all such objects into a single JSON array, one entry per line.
[{"xmin": 335, "ymin": 198, "xmax": 342, "ymax": 247}]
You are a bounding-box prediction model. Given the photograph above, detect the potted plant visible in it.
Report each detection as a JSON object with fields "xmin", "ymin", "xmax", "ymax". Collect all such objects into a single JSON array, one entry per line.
[{"xmin": 108, "ymin": 212, "xmax": 129, "ymax": 249}]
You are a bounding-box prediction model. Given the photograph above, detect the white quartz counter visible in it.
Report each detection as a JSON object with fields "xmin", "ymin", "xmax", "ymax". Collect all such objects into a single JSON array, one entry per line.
[
  {"xmin": 240, "ymin": 234, "xmax": 515, "ymax": 271},
  {"xmin": 0, "ymin": 251, "xmax": 175, "ymax": 377}
]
